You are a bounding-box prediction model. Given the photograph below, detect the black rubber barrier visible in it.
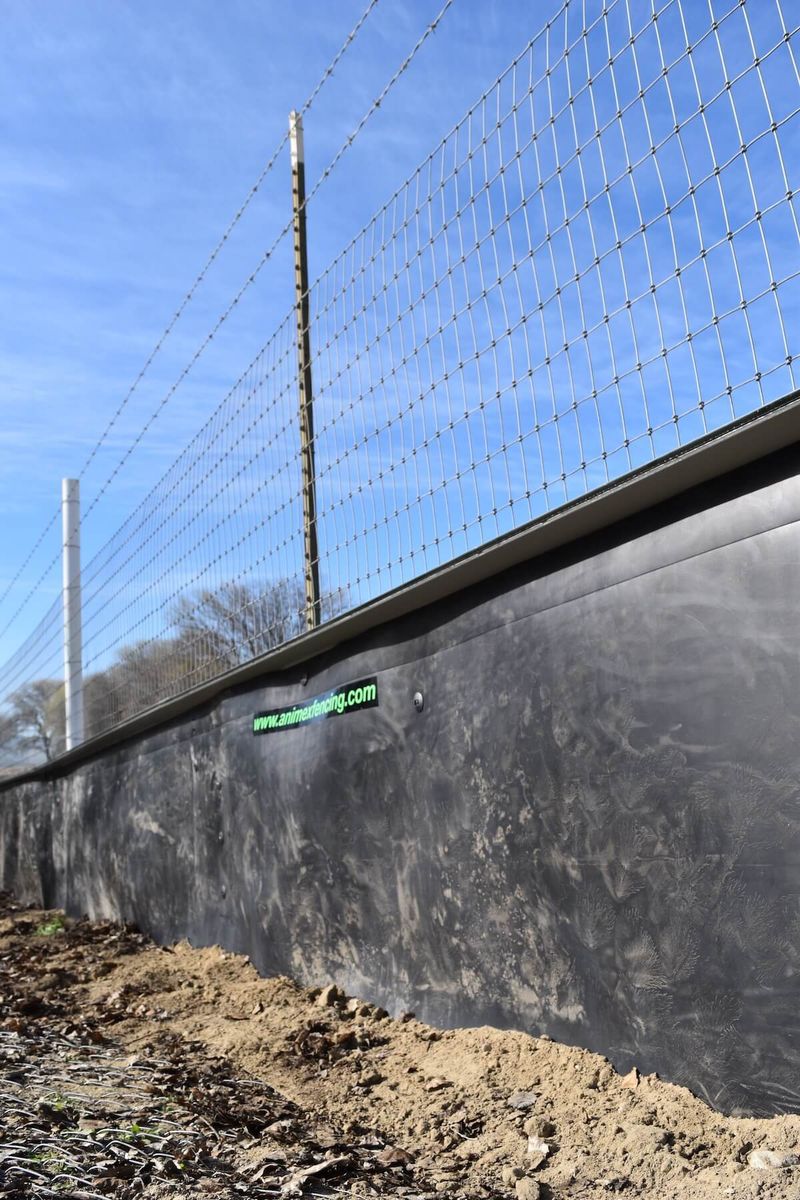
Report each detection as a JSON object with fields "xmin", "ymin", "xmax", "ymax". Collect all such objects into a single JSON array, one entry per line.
[{"xmin": 3, "ymin": 431, "xmax": 800, "ymax": 1116}]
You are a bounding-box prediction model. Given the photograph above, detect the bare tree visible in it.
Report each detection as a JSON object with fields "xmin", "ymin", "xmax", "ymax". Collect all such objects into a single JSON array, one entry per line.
[
  {"xmin": 0, "ymin": 578, "xmax": 352, "ymax": 753},
  {"xmin": 171, "ymin": 579, "xmax": 307, "ymax": 671},
  {"xmin": 83, "ymin": 639, "xmax": 195, "ymax": 738},
  {"xmin": 0, "ymin": 708, "xmax": 21, "ymax": 769},
  {"xmin": 0, "ymin": 679, "xmax": 64, "ymax": 763}
]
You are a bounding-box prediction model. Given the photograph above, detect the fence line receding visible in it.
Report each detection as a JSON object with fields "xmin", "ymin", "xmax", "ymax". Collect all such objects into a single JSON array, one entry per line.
[{"xmin": 1, "ymin": 0, "xmax": 799, "ymax": 774}]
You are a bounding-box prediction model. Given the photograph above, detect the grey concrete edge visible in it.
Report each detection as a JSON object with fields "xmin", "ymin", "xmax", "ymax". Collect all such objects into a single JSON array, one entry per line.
[{"xmin": 3, "ymin": 388, "xmax": 800, "ymax": 792}]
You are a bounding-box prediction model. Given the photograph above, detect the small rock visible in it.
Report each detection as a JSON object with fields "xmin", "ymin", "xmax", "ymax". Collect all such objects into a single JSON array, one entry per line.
[
  {"xmin": 265, "ymin": 1118, "xmax": 293, "ymax": 1136},
  {"xmin": 507, "ymin": 1090, "xmax": 539, "ymax": 1111},
  {"xmin": 317, "ymin": 983, "xmax": 345, "ymax": 1008},
  {"xmin": 747, "ymin": 1149, "xmax": 799, "ymax": 1170},
  {"xmin": 357, "ymin": 1070, "xmax": 385, "ymax": 1088},
  {"xmin": 346, "ymin": 998, "xmax": 373, "ymax": 1017},
  {"xmin": 619, "ymin": 1067, "xmax": 639, "ymax": 1090},
  {"xmin": 425, "ymin": 1077, "xmax": 453, "ymax": 1092},
  {"xmin": 524, "ymin": 1117, "xmax": 556, "ymax": 1138},
  {"xmin": 376, "ymin": 1146, "xmax": 412, "ymax": 1167},
  {"xmin": 516, "ymin": 1179, "xmax": 542, "ymax": 1200},
  {"xmin": 621, "ymin": 1122, "xmax": 670, "ymax": 1155},
  {"xmin": 526, "ymin": 1135, "xmax": 551, "ymax": 1168},
  {"xmin": 400, "ymin": 1010, "xmax": 416, "ymax": 1022},
  {"xmin": 501, "ymin": 1165, "xmax": 525, "ymax": 1183},
  {"xmin": 454, "ymin": 1144, "xmax": 479, "ymax": 1161}
]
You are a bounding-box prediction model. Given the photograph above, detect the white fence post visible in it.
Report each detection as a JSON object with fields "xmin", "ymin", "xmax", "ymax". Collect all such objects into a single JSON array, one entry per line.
[{"xmin": 61, "ymin": 478, "xmax": 84, "ymax": 749}]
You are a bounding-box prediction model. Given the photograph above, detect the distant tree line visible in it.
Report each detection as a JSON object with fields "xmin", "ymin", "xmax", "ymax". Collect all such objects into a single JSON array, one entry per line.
[{"xmin": 0, "ymin": 577, "xmax": 344, "ymax": 766}]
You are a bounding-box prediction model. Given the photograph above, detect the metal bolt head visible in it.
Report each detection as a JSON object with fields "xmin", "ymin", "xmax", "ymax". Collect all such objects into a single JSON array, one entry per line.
[{"xmin": 413, "ymin": 691, "xmax": 424, "ymax": 712}]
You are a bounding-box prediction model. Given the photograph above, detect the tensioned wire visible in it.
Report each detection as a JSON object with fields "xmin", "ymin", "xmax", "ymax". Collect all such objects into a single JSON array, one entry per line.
[
  {"xmin": 305, "ymin": 0, "xmax": 800, "ymax": 610},
  {"xmin": 0, "ymin": 0, "xmax": 454, "ymax": 665},
  {"xmin": 3, "ymin": 0, "xmax": 799, "ymax": 754},
  {"xmin": 0, "ymin": 596, "xmax": 64, "ymax": 766},
  {"xmin": 86, "ymin": 0, "xmax": 800, "ymax": 716},
  {"xmin": 0, "ymin": 0, "xmax": 385, "ymax": 628},
  {"xmin": 52, "ymin": 0, "xmax": 460, "ymax": 731},
  {"xmin": 72, "ymin": 0, "xmax": 456, "ymax": 612}
]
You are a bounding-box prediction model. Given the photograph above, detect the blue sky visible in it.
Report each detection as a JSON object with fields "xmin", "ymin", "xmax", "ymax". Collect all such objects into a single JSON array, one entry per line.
[
  {"xmin": 0, "ymin": 0, "xmax": 553, "ymax": 670},
  {"xmin": 1, "ymin": 0, "xmax": 799, "ymax": 706}
]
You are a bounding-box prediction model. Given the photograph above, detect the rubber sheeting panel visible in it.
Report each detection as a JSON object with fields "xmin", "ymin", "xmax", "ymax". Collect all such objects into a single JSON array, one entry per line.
[{"xmin": 2, "ymin": 448, "xmax": 800, "ymax": 1116}]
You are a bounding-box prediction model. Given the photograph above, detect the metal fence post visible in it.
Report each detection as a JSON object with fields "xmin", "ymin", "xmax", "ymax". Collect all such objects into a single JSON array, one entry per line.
[
  {"xmin": 61, "ymin": 477, "xmax": 84, "ymax": 749},
  {"xmin": 289, "ymin": 110, "xmax": 322, "ymax": 631}
]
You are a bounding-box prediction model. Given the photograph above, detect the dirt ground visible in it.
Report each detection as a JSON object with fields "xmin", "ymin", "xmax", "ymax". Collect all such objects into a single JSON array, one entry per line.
[{"xmin": 2, "ymin": 897, "xmax": 800, "ymax": 1199}]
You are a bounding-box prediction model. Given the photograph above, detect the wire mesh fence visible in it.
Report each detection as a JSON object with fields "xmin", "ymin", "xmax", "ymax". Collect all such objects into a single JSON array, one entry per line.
[{"xmin": 1, "ymin": 0, "xmax": 799, "ymax": 774}]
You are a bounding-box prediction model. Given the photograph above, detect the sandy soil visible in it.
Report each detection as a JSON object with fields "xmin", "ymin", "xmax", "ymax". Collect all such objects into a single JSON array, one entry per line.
[{"xmin": 2, "ymin": 896, "xmax": 800, "ymax": 1199}]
